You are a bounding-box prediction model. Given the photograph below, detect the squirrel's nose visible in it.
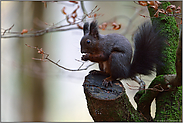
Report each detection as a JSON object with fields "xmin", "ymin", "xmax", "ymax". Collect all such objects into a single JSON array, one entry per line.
[
  {"xmin": 80, "ymin": 45, "xmax": 86, "ymax": 53},
  {"xmin": 81, "ymin": 49, "xmax": 85, "ymax": 53}
]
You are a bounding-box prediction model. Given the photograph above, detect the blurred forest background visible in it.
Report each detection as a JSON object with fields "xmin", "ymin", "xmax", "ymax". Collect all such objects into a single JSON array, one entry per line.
[{"xmin": 1, "ymin": 1, "xmax": 181, "ymax": 122}]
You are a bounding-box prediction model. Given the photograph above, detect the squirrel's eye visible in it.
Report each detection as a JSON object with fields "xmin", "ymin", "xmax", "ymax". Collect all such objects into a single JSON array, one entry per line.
[{"xmin": 86, "ymin": 40, "xmax": 91, "ymax": 44}]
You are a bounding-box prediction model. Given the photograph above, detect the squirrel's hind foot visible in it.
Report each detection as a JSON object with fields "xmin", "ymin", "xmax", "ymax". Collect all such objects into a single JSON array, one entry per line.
[
  {"xmin": 102, "ymin": 76, "xmax": 114, "ymax": 87},
  {"xmin": 131, "ymin": 76, "xmax": 145, "ymax": 90}
]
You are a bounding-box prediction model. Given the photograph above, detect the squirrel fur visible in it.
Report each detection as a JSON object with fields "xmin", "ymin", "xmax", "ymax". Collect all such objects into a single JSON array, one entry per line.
[{"xmin": 80, "ymin": 21, "xmax": 165, "ymax": 87}]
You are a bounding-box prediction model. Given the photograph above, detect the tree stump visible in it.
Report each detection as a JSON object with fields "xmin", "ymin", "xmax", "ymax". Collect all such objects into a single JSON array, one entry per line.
[{"xmin": 83, "ymin": 72, "xmax": 146, "ymax": 122}]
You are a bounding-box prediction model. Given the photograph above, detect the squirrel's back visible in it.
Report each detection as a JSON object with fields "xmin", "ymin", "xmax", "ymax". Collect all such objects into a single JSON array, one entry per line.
[{"xmin": 103, "ymin": 33, "xmax": 132, "ymax": 54}]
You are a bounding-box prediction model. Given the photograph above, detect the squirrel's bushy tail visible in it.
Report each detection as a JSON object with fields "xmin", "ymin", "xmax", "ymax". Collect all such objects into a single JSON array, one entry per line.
[{"xmin": 128, "ymin": 21, "xmax": 165, "ymax": 77}]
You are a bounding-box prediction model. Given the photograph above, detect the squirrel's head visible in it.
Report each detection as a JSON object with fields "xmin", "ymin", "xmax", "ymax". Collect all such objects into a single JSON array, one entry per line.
[{"xmin": 80, "ymin": 21, "xmax": 99, "ymax": 54}]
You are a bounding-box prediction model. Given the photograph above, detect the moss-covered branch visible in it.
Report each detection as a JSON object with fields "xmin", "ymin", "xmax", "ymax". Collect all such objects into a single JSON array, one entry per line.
[{"xmin": 135, "ymin": 1, "xmax": 182, "ymax": 122}]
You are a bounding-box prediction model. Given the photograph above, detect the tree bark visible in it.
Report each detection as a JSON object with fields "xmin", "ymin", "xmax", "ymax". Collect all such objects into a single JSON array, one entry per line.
[{"xmin": 83, "ymin": 73, "xmax": 146, "ymax": 122}]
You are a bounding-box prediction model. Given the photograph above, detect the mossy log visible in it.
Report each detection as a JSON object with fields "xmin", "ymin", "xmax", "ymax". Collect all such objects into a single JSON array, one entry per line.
[
  {"xmin": 155, "ymin": 85, "xmax": 182, "ymax": 121},
  {"xmin": 135, "ymin": 75, "xmax": 182, "ymax": 122},
  {"xmin": 83, "ymin": 73, "xmax": 146, "ymax": 122}
]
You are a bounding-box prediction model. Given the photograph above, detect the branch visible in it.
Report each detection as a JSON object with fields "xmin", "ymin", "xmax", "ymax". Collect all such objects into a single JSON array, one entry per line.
[
  {"xmin": 80, "ymin": 1, "xmax": 88, "ymax": 15},
  {"xmin": 1, "ymin": 27, "xmax": 80, "ymax": 38},
  {"xmin": 1, "ymin": 5, "xmax": 100, "ymax": 38},
  {"xmin": 137, "ymin": 1, "xmax": 182, "ymax": 20},
  {"xmin": 25, "ymin": 44, "xmax": 96, "ymax": 71},
  {"xmin": 45, "ymin": 56, "xmax": 95, "ymax": 71},
  {"xmin": 96, "ymin": 6, "xmax": 147, "ymax": 36},
  {"xmin": 1, "ymin": 24, "xmax": 14, "ymax": 35}
]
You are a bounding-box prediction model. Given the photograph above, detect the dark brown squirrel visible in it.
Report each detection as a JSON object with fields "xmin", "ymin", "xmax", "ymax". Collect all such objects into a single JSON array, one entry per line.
[{"xmin": 80, "ymin": 20, "xmax": 165, "ymax": 88}]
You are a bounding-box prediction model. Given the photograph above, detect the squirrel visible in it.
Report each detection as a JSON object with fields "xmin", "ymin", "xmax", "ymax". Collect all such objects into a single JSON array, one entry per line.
[{"xmin": 80, "ymin": 20, "xmax": 165, "ymax": 88}]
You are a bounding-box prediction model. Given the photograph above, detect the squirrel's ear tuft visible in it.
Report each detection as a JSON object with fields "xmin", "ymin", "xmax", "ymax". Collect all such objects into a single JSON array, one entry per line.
[
  {"xmin": 89, "ymin": 21, "xmax": 99, "ymax": 39},
  {"xmin": 83, "ymin": 22, "xmax": 89, "ymax": 35}
]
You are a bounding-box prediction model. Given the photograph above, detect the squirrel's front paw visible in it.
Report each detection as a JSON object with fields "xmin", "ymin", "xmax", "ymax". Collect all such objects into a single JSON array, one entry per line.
[
  {"xmin": 102, "ymin": 77, "xmax": 113, "ymax": 87},
  {"xmin": 81, "ymin": 54, "xmax": 90, "ymax": 61}
]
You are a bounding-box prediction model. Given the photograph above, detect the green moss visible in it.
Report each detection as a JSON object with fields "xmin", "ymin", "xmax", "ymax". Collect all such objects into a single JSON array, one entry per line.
[
  {"xmin": 123, "ymin": 94, "xmax": 146, "ymax": 122},
  {"xmin": 154, "ymin": 86, "xmax": 182, "ymax": 122},
  {"xmin": 116, "ymin": 94, "xmax": 146, "ymax": 121},
  {"xmin": 148, "ymin": 1, "xmax": 179, "ymax": 75},
  {"xmin": 149, "ymin": 75, "xmax": 165, "ymax": 88},
  {"xmin": 135, "ymin": 2, "xmax": 182, "ymax": 122},
  {"xmin": 138, "ymin": 90, "xmax": 151, "ymax": 104},
  {"xmin": 137, "ymin": 75, "xmax": 165, "ymax": 105}
]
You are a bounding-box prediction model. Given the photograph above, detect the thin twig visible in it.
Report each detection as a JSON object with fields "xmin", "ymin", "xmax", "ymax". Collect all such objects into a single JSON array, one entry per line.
[
  {"xmin": 2, "ymin": 24, "xmax": 14, "ymax": 35},
  {"xmin": 80, "ymin": 1, "xmax": 88, "ymax": 15},
  {"xmin": 1, "ymin": 27, "xmax": 80, "ymax": 38},
  {"xmin": 1, "ymin": 5, "xmax": 99, "ymax": 38},
  {"xmin": 139, "ymin": 13, "xmax": 182, "ymax": 19},
  {"xmin": 145, "ymin": 84, "xmax": 171, "ymax": 92},
  {"xmin": 45, "ymin": 55, "xmax": 95, "ymax": 71},
  {"xmin": 25, "ymin": 43, "xmax": 96, "ymax": 71},
  {"xmin": 126, "ymin": 82, "xmax": 140, "ymax": 88}
]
